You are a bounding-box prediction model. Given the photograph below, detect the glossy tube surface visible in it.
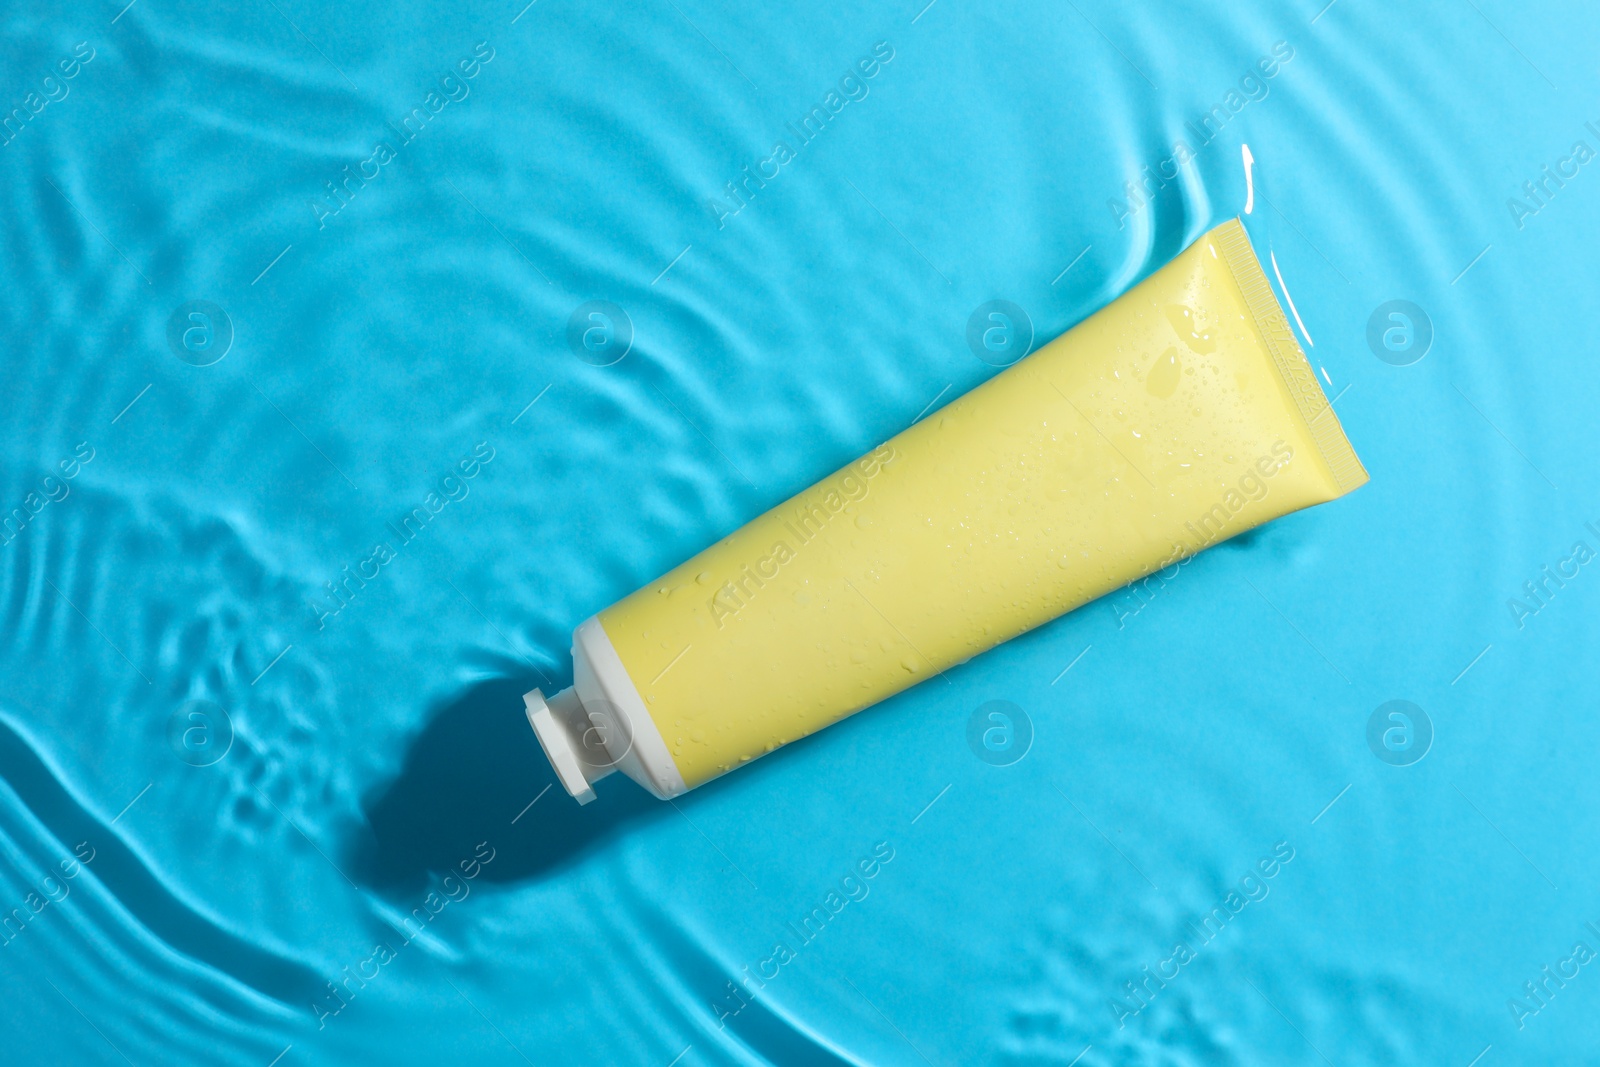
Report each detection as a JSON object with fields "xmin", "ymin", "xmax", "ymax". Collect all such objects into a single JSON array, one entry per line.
[{"xmin": 598, "ymin": 218, "xmax": 1366, "ymax": 790}]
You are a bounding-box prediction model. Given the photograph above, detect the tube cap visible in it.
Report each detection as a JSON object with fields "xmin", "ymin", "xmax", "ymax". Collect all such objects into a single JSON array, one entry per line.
[{"xmin": 523, "ymin": 687, "xmax": 615, "ymax": 805}]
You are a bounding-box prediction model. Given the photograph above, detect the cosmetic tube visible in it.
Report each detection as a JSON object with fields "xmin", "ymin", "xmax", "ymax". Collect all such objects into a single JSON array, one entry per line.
[{"xmin": 526, "ymin": 218, "xmax": 1366, "ymax": 802}]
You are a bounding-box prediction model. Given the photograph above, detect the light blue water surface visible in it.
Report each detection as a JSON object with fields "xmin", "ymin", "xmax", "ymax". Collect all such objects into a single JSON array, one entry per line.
[{"xmin": 3, "ymin": 1, "xmax": 1599, "ymax": 1063}]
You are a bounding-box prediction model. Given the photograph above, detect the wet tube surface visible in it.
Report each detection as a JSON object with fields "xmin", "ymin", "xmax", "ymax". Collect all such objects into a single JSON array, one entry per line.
[{"xmin": 598, "ymin": 218, "xmax": 1367, "ymax": 790}]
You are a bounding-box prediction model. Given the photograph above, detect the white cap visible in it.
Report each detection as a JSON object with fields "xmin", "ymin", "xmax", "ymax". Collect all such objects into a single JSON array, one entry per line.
[
  {"xmin": 523, "ymin": 687, "xmax": 616, "ymax": 805},
  {"xmin": 524, "ymin": 617, "xmax": 689, "ymax": 804}
]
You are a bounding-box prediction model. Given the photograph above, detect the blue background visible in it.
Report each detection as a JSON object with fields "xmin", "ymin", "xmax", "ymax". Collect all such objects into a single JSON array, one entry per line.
[{"xmin": 2, "ymin": 0, "xmax": 1597, "ymax": 1063}]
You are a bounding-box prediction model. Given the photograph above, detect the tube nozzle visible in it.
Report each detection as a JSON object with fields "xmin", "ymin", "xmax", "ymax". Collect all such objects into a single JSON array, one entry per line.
[{"xmin": 524, "ymin": 687, "xmax": 615, "ymax": 804}]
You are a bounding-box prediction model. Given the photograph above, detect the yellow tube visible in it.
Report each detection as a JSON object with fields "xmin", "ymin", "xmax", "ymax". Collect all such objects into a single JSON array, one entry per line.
[{"xmin": 545, "ymin": 218, "xmax": 1366, "ymax": 797}]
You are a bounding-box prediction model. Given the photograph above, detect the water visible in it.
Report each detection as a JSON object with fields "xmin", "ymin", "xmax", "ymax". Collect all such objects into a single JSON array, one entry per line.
[{"xmin": 1, "ymin": 1, "xmax": 1596, "ymax": 1063}]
